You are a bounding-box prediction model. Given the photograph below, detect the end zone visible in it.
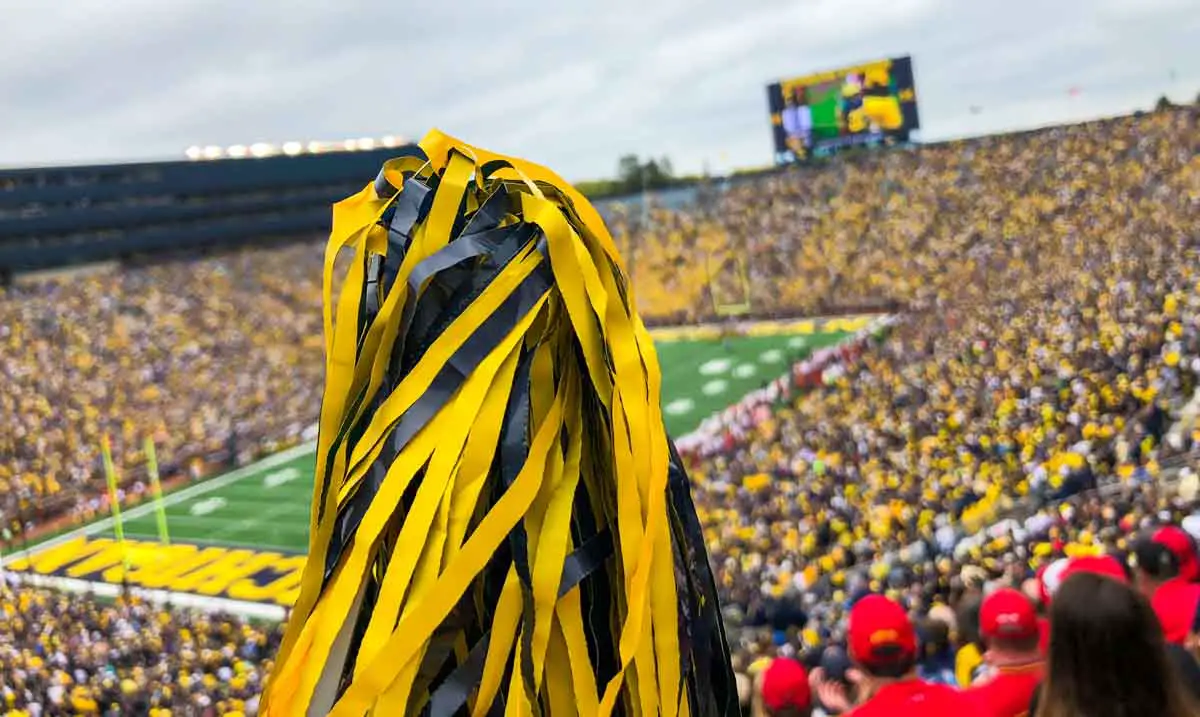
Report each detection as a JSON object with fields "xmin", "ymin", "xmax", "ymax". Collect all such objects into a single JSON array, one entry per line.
[{"xmin": 2, "ymin": 442, "xmax": 316, "ymax": 620}]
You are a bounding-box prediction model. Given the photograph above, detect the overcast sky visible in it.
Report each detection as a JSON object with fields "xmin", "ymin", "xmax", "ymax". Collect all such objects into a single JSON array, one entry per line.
[{"xmin": 0, "ymin": 0, "xmax": 1196, "ymax": 179}]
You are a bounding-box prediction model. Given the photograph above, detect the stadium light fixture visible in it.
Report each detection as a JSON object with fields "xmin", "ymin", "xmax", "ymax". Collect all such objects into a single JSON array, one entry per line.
[{"xmin": 186, "ymin": 135, "xmax": 406, "ymax": 161}]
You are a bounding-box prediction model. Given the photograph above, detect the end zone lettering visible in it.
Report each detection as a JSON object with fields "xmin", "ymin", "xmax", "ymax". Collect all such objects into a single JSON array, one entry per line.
[{"xmin": 6, "ymin": 536, "xmax": 306, "ymax": 607}]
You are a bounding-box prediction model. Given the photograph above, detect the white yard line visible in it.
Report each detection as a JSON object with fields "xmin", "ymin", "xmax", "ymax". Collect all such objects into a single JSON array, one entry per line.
[
  {"xmin": 3, "ymin": 441, "xmax": 316, "ymax": 566},
  {"xmin": 181, "ymin": 492, "xmax": 315, "ymax": 506},
  {"xmin": 214, "ymin": 500, "xmax": 310, "ymax": 544},
  {"xmin": 134, "ymin": 509, "xmax": 310, "ymax": 526}
]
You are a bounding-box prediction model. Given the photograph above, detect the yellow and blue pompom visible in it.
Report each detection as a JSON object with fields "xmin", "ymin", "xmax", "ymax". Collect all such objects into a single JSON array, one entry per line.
[{"xmin": 263, "ymin": 130, "xmax": 737, "ymax": 716}]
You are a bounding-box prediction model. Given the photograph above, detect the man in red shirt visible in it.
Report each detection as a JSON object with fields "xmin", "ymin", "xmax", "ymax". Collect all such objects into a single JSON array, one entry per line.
[
  {"xmin": 814, "ymin": 595, "xmax": 972, "ymax": 715},
  {"xmin": 963, "ymin": 588, "xmax": 1044, "ymax": 717},
  {"xmin": 1134, "ymin": 534, "xmax": 1200, "ymax": 644}
]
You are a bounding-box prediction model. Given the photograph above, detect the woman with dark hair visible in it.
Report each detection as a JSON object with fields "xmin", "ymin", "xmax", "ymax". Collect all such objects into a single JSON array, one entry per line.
[{"xmin": 1034, "ymin": 571, "xmax": 1198, "ymax": 717}]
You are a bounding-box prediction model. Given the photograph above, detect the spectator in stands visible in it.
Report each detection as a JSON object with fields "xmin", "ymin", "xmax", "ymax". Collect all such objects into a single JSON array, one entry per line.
[
  {"xmin": 755, "ymin": 657, "xmax": 812, "ymax": 717},
  {"xmin": 915, "ymin": 617, "xmax": 957, "ymax": 686},
  {"xmin": 963, "ymin": 588, "xmax": 1044, "ymax": 717},
  {"xmin": 1151, "ymin": 525, "xmax": 1200, "ymax": 582},
  {"xmin": 0, "ymin": 242, "xmax": 326, "ymax": 536},
  {"xmin": 1032, "ymin": 570, "xmax": 1198, "ymax": 717},
  {"xmin": 953, "ymin": 592, "xmax": 986, "ymax": 687},
  {"xmin": 1134, "ymin": 531, "xmax": 1200, "ymax": 645},
  {"xmin": 679, "ymin": 106, "xmax": 1200, "ymax": 673},
  {"xmin": 812, "ymin": 595, "xmax": 970, "ymax": 715}
]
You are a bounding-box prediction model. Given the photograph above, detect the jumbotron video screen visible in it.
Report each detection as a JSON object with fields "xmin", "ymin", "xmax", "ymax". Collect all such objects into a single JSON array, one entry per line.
[{"xmin": 766, "ymin": 55, "xmax": 920, "ymax": 163}]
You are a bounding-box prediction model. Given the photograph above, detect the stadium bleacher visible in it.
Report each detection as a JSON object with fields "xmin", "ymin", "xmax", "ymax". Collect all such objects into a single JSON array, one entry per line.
[
  {"xmin": 0, "ymin": 105, "xmax": 1198, "ymax": 714},
  {"xmin": 0, "ymin": 583, "xmax": 280, "ymax": 715}
]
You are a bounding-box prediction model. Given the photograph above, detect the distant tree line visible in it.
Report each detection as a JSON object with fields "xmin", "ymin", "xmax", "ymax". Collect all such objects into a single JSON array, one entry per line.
[
  {"xmin": 1152, "ymin": 91, "xmax": 1200, "ymax": 112},
  {"xmin": 575, "ymin": 154, "xmax": 703, "ymax": 200}
]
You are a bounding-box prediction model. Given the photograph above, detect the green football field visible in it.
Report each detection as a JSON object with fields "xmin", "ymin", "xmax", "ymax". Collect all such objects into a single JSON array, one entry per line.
[{"xmin": 29, "ymin": 326, "xmax": 852, "ymax": 559}]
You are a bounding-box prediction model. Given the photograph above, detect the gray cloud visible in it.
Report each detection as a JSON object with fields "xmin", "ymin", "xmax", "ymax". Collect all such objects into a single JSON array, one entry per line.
[{"xmin": 0, "ymin": 0, "xmax": 1196, "ymax": 178}]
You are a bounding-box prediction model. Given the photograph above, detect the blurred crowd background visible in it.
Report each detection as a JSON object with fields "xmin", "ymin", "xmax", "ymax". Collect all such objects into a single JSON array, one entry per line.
[
  {"xmin": 0, "ymin": 105, "xmax": 1198, "ymax": 714},
  {"xmin": 0, "ymin": 582, "xmax": 281, "ymax": 716}
]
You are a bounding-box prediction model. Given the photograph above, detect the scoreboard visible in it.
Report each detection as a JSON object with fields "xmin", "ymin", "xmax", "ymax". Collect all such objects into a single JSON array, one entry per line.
[{"xmin": 767, "ymin": 56, "xmax": 920, "ymax": 164}]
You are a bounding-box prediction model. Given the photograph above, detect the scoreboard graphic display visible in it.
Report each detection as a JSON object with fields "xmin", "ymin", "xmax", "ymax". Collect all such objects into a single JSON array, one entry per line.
[{"xmin": 767, "ymin": 56, "xmax": 920, "ymax": 164}]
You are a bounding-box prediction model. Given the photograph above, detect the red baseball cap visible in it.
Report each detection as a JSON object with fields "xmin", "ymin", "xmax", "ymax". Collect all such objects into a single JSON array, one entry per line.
[
  {"xmin": 1041, "ymin": 555, "xmax": 1127, "ymax": 604},
  {"xmin": 848, "ymin": 595, "xmax": 916, "ymax": 668},
  {"xmin": 759, "ymin": 658, "xmax": 811, "ymax": 712},
  {"xmin": 980, "ymin": 588, "xmax": 1038, "ymax": 641},
  {"xmin": 1060, "ymin": 555, "xmax": 1129, "ymax": 586},
  {"xmin": 1153, "ymin": 526, "xmax": 1199, "ymax": 582}
]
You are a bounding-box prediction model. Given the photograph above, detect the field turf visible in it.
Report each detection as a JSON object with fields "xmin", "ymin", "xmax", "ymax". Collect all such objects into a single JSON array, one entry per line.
[{"xmin": 11, "ymin": 324, "xmax": 855, "ymax": 584}]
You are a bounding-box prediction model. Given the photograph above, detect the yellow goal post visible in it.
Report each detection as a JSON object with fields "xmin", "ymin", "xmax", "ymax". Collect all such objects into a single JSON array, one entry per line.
[{"xmin": 705, "ymin": 251, "xmax": 752, "ymax": 317}]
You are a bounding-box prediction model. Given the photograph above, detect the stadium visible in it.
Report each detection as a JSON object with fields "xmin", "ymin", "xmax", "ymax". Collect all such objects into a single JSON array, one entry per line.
[{"xmin": 2, "ymin": 32, "xmax": 1200, "ymax": 717}]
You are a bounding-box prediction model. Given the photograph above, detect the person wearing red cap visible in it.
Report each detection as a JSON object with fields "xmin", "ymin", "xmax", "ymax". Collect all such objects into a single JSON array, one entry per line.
[
  {"xmin": 1134, "ymin": 536, "xmax": 1200, "ymax": 645},
  {"xmin": 962, "ymin": 588, "xmax": 1044, "ymax": 717},
  {"xmin": 1152, "ymin": 526, "xmax": 1200, "ymax": 583},
  {"xmin": 756, "ymin": 658, "xmax": 812, "ymax": 717},
  {"xmin": 813, "ymin": 595, "xmax": 971, "ymax": 716}
]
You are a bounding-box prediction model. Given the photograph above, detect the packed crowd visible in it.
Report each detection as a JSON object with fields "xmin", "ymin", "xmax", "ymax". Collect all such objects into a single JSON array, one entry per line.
[
  {"xmin": 642, "ymin": 108, "xmax": 1200, "ymax": 606},
  {"xmin": 738, "ymin": 534, "xmax": 1200, "ymax": 716},
  {"xmin": 636, "ymin": 107, "xmax": 1200, "ymax": 713},
  {"xmin": 0, "ymin": 105, "xmax": 1197, "ymax": 714},
  {"xmin": 0, "ymin": 579, "xmax": 282, "ymax": 716},
  {"xmin": 0, "ymin": 243, "xmax": 327, "ymax": 532}
]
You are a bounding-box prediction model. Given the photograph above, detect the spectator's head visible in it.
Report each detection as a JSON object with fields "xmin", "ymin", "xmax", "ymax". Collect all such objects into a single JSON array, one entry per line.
[
  {"xmin": 1133, "ymin": 535, "xmax": 1200, "ymax": 645},
  {"xmin": 818, "ymin": 646, "xmax": 852, "ymax": 684},
  {"xmin": 757, "ymin": 658, "xmax": 812, "ymax": 717},
  {"xmin": 1134, "ymin": 536, "xmax": 1183, "ymax": 596},
  {"xmin": 926, "ymin": 603, "xmax": 957, "ymax": 634},
  {"xmin": 979, "ymin": 588, "xmax": 1041, "ymax": 664},
  {"xmin": 1151, "ymin": 526, "xmax": 1199, "ymax": 582},
  {"xmin": 847, "ymin": 595, "xmax": 917, "ymax": 679},
  {"xmin": 917, "ymin": 617, "xmax": 953, "ymax": 660},
  {"xmin": 1039, "ymin": 571, "xmax": 1195, "ymax": 717}
]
